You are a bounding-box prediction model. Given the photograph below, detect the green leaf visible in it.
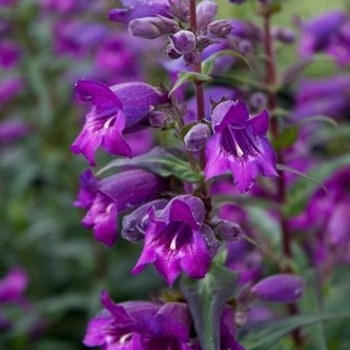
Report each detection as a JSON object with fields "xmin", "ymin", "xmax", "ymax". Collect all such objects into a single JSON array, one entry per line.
[
  {"xmin": 285, "ymin": 153, "xmax": 350, "ymax": 217},
  {"xmin": 97, "ymin": 147, "xmax": 202, "ymax": 183},
  {"xmin": 245, "ymin": 312, "xmax": 350, "ymax": 350},
  {"xmin": 180, "ymin": 265, "xmax": 239, "ymax": 350},
  {"xmin": 272, "ymin": 126, "xmax": 298, "ymax": 151},
  {"xmin": 297, "ymin": 115, "xmax": 338, "ymax": 128},
  {"xmin": 168, "ymin": 71, "xmax": 212, "ymax": 96}
]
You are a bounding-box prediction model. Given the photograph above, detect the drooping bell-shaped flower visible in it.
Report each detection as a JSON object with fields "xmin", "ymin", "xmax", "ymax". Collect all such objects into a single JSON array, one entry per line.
[
  {"xmin": 204, "ymin": 100, "xmax": 277, "ymax": 193},
  {"xmin": 71, "ymin": 79, "xmax": 168, "ymax": 166},
  {"xmin": 132, "ymin": 195, "xmax": 219, "ymax": 286},
  {"xmin": 74, "ymin": 169, "xmax": 169, "ymax": 247},
  {"xmin": 83, "ymin": 291, "xmax": 160, "ymax": 350}
]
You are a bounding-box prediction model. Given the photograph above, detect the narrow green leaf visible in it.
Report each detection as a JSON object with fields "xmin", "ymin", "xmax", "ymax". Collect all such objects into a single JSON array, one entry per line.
[
  {"xmin": 97, "ymin": 147, "xmax": 202, "ymax": 183},
  {"xmin": 298, "ymin": 115, "xmax": 338, "ymax": 128},
  {"xmin": 272, "ymin": 126, "xmax": 298, "ymax": 151},
  {"xmin": 168, "ymin": 71, "xmax": 212, "ymax": 96},
  {"xmin": 180, "ymin": 265, "xmax": 239, "ymax": 350},
  {"xmin": 245, "ymin": 313, "xmax": 350, "ymax": 350}
]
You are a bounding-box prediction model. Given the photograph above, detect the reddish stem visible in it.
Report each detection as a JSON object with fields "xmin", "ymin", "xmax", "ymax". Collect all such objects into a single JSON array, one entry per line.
[{"xmin": 263, "ymin": 11, "xmax": 304, "ymax": 348}]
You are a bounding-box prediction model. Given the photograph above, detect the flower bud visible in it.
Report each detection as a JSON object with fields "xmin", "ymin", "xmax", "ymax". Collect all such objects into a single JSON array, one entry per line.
[
  {"xmin": 184, "ymin": 123, "xmax": 212, "ymax": 152},
  {"xmin": 196, "ymin": 35, "xmax": 211, "ymax": 50},
  {"xmin": 272, "ymin": 27, "xmax": 295, "ymax": 44},
  {"xmin": 249, "ymin": 92, "xmax": 267, "ymax": 110},
  {"xmin": 122, "ymin": 200, "xmax": 168, "ymax": 242},
  {"xmin": 165, "ymin": 46, "xmax": 182, "ymax": 59},
  {"xmin": 251, "ymin": 274, "xmax": 305, "ymax": 303},
  {"xmin": 196, "ymin": 0, "xmax": 218, "ymax": 32},
  {"xmin": 149, "ymin": 110, "xmax": 171, "ymax": 128},
  {"xmin": 237, "ymin": 39, "xmax": 252, "ymax": 54},
  {"xmin": 208, "ymin": 19, "xmax": 233, "ymax": 37},
  {"xmin": 215, "ymin": 220, "xmax": 242, "ymax": 241},
  {"xmin": 129, "ymin": 16, "xmax": 178, "ymax": 39},
  {"xmin": 169, "ymin": 30, "xmax": 196, "ymax": 54},
  {"xmin": 183, "ymin": 52, "xmax": 198, "ymax": 65}
]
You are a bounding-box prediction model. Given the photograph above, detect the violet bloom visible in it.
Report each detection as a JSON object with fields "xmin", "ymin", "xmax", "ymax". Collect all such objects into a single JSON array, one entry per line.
[
  {"xmin": 109, "ymin": 0, "xmax": 171, "ymax": 24},
  {"xmin": 298, "ymin": 11, "xmax": 350, "ymax": 66},
  {"xmin": 205, "ymin": 100, "xmax": 277, "ymax": 193},
  {"xmin": 0, "ymin": 119, "xmax": 30, "ymax": 145},
  {"xmin": 84, "ymin": 291, "xmax": 160, "ymax": 349},
  {"xmin": 134, "ymin": 302, "xmax": 192, "ymax": 350},
  {"xmin": 74, "ymin": 169, "xmax": 168, "ymax": 246},
  {"xmin": 71, "ymin": 79, "xmax": 168, "ymax": 166},
  {"xmin": 0, "ymin": 268, "xmax": 28, "ymax": 304},
  {"xmin": 132, "ymin": 195, "xmax": 219, "ymax": 286}
]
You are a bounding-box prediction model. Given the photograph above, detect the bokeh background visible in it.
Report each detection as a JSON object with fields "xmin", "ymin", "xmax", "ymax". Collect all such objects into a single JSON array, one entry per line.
[{"xmin": 0, "ymin": 0, "xmax": 348, "ymax": 349}]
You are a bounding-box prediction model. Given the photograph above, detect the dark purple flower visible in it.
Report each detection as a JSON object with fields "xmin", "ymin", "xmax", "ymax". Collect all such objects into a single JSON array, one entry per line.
[
  {"xmin": 71, "ymin": 79, "xmax": 168, "ymax": 166},
  {"xmin": 169, "ymin": 30, "xmax": 196, "ymax": 55},
  {"xmin": 74, "ymin": 169, "xmax": 169, "ymax": 246},
  {"xmin": 132, "ymin": 195, "xmax": 219, "ymax": 286},
  {"xmin": 205, "ymin": 100, "xmax": 277, "ymax": 193},
  {"xmin": 84, "ymin": 291, "xmax": 160, "ymax": 349},
  {"xmin": 0, "ymin": 41, "xmax": 21, "ymax": 68},
  {"xmin": 251, "ymin": 274, "xmax": 305, "ymax": 303},
  {"xmin": 134, "ymin": 302, "xmax": 192, "ymax": 350}
]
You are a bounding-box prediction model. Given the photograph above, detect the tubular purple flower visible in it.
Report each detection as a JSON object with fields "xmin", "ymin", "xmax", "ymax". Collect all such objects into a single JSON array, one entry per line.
[
  {"xmin": 204, "ymin": 100, "xmax": 277, "ymax": 193},
  {"xmin": 251, "ymin": 274, "xmax": 305, "ymax": 303},
  {"xmin": 132, "ymin": 195, "xmax": 218, "ymax": 286},
  {"xmin": 109, "ymin": 0, "xmax": 172, "ymax": 24},
  {"xmin": 71, "ymin": 79, "xmax": 168, "ymax": 166},
  {"xmin": 74, "ymin": 169, "xmax": 169, "ymax": 247},
  {"xmin": 134, "ymin": 302, "xmax": 192, "ymax": 349},
  {"xmin": 84, "ymin": 290, "xmax": 160, "ymax": 349},
  {"xmin": 129, "ymin": 16, "xmax": 179, "ymax": 39}
]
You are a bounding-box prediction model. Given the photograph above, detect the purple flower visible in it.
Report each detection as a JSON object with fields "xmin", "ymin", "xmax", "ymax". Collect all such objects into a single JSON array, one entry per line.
[
  {"xmin": 204, "ymin": 100, "xmax": 277, "ymax": 193},
  {"xmin": 109, "ymin": 0, "xmax": 172, "ymax": 25},
  {"xmin": 0, "ymin": 268, "xmax": 28, "ymax": 304},
  {"xmin": 0, "ymin": 119, "xmax": 30, "ymax": 145},
  {"xmin": 132, "ymin": 195, "xmax": 219, "ymax": 286},
  {"xmin": 74, "ymin": 169, "xmax": 169, "ymax": 246},
  {"xmin": 0, "ymin": 40, "xmax": 21, "ymax": 68},
  {"xmin": 134, "ymin": 302, "xmax": 192, "ymax": 350},
  {"xmin": 84, "ymin": 291, "xmax": 160, "ymax": 349},
  {"xmin": 71, "ymin": 79, "xmax": 168, "ymax": 166},
  {"xmin": 298, "ymin": 11, "xmax": 350, "ymax": 66}
]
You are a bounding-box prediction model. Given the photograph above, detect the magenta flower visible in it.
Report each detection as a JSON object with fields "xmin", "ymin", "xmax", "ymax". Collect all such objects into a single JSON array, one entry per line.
[
  {"xmin": 132, "ymin": 195, "xmax": 219, "ymax": 286},
  {"xmin": 74, "ymin": 169, "xmax": 169, "ymax": 246},
  {"xmin": 204, "ymin": 100, "xmax": 277, "ymax": 193},
  {"xmin": 0, "ymin": 268, "xmax": 28, "ymax": 304},
  {"xmin": 84, "ymin": 291, "xmax": 160, "ymax": 349},
  {"xmin": 71, "ymin": 79, "xmax": 168, "ymax": 166}
]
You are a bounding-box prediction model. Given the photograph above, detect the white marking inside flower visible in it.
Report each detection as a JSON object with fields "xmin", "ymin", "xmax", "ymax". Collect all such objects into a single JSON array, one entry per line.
[
  {"xmin": 233, "ymin": 138, "xmax": 244, "ymax": 157},
  {"xmin": 170, "ymin": 234, "xmax": 177, "ymax": 250},
  {"xmin": 119, "ymin": 333, "xmax": 133, "ymax": 344},
  {"xmin": 103, "ymin": 117, "xmax": 114, "ymax": 129}
]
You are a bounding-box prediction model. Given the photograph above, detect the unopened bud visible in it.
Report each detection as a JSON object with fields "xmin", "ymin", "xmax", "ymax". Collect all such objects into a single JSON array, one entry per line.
[
  {"xmin": 238, "ymin": 39, "xmax": 252, "ymax": 54},
  {"xmin": 249, "ymin": 92, "xmax": 267, "ymax": 110},
  {"xmin": 122, "ymin": 200, "xmax": 168, "ymax": 242},
  {"xmin": 169, "ymin": 30, "xmax": 196, "ymax": 54},
  {"xmin": 149, "ymin": 110, "xmax": 170, "ymax": 128},
  {"xmin": 165, "ymin": 46, "xmax": 182, "ymax": 59},
  {"xmin": 271, "ymin": 27, "xmax": 295, "ymax": 44},
  {"xmin": 184, "ymin": 123, "xmax": 212, "ymax": 152},
  {"xmin": 183, "ymin": 52, "xmax": 198, "ymax": 65},
  {"xmin": 196, "ymin": 35, "xmax": 211, "ymax": 50},
  {"xmin": 251, "ymin": 274, "xmax": 305, "ymax": 303},
  {"xmin": 129, "ymin": 16, "xmax": 178, "ymax": 39},
  {"xmin": 215, "ymin": 220, "xmax": 243, "ymax": 241},
  {"xmin": 208, "ymin": 19, "xmax": 233, "ymax": 37},
  {"xmin": 196, "ymin": 0, "xmax": 218, "ymax": 32}
]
